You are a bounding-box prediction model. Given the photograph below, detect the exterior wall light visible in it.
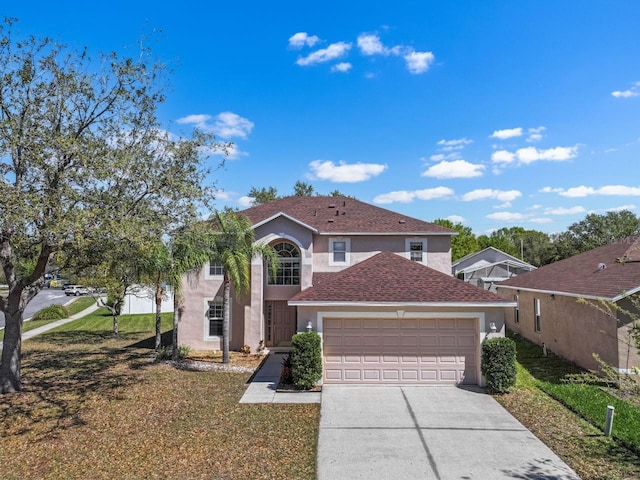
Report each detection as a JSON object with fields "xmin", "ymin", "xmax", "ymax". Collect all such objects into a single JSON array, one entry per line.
[{"xmin": 306, "ymin": 320, "xmax": 313, "ymax": 332}]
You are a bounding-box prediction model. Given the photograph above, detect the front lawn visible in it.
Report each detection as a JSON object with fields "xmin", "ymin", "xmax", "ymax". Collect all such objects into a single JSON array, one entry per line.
[
  {"xmin": 495, "ymin": 331, "xmax": 640, "ymax": 480},
  {"xmin": 0, "ymin": 312, "xmax": 319, "ymax": 480}
]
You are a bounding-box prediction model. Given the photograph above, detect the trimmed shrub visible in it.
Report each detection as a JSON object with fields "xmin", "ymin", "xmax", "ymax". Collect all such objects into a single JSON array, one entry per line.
[
  {"xmin": 290, "ymin": 332, "xmax": 322, "ymax": 390},
  {"xmin": 31, "ymin": 304, "xmax": 70, "ymax": 321},
  {"xmin": 481, "ymin": 337, "xmax": 517, "ymax": 394}
]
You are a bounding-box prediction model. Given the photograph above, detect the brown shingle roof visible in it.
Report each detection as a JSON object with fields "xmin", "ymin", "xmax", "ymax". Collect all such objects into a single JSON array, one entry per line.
[
  {"xmin": 289, "ymin": 251, "xmax": 511, "ymax": 304},
  {"xmin": 498, "ymin": 236, "xmax": 640, "ymax": 300},
  {"xmin": 239, "ymin": 196, "xmax": 454, "ymax": 234}
]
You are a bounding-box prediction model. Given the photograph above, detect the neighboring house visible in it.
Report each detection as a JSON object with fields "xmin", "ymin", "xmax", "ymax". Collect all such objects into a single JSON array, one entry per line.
[
  {"xmin": 452, "ymin": 247, "xmax": 536, "ymax": 291},
  {"xmin": 497, "ymin": 236, "xmax": 640, "ymax": 372},
  {"xmin": 179, "ymin": 196, "xmax": 514, "ymax": 385}
]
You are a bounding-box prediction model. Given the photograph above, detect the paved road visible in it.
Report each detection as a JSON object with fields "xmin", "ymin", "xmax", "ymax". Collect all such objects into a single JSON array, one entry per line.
[
  {"xmin": 317, "ymin": 385, "xmax": 580, "ymax": 480},
  {"xmin": 0, "ymin": 289, "xmax": 69, "ymax": 328}
]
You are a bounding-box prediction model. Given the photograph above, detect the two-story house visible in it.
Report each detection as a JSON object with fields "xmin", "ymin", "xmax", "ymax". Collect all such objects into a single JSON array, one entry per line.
[{"xmin": 179, "ymin": 196, "xmax": 513, "ymax": 385}]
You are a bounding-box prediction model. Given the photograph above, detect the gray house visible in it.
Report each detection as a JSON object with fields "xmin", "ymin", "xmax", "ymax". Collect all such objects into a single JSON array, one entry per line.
[{"xmin": 452, "ymin": 247, "xmax": 536, "ymax": 291}]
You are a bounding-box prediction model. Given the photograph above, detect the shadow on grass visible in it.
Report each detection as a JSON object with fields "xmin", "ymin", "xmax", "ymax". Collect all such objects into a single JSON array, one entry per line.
[
  {"xmin": 128, "ymin": 330, "xmax": 173, "ymax": 350},
  {"xmin": 507, "ymin": 330, "xmax": 583, "ymax": 384},
  {"xmin": 2, "ymin": 335, "xmax": 157, "ymax": 440}
]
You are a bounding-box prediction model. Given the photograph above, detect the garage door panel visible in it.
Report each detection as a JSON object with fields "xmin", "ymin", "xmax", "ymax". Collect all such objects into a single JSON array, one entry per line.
[
  {"xmin": 323, "ymin": 317, "xmax": 479, "ymax": 385},
  {"xmin": 438, "ymin": 318, "xmax": 457, "ymax": 329}
]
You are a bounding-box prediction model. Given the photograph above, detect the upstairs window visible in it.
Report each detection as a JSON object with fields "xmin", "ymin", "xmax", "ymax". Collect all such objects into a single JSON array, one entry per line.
[
  {"xmin": 410, "ymin": 242, "xmax": 423, "ymax": 262},
  {"xmin": 209, "ymin": 262, "xmax": 224, "ymax": 277},
  {"xmin": 514, "ymin": 295, "xmax": 519, "ymax": 323},
  {"xmin": 268, "ymin": 242, "xmax": 300, "ymax": 285},
  {"xmin": 329, "ymin": 238, "xmax": 350, "ymax": 266}
]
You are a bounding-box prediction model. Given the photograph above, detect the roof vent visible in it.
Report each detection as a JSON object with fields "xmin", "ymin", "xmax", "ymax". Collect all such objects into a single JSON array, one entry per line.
[
  {"xmin": 399, "ymin": 219, "xmax": 406, "ymax": 224},
  {"xmin": 328, "ymin": 218, "xmax": 334, "ymax": 223},
  {"xmin": 328, "ymin": 204, "xmax": 336, "ymax": 208},
  {"xmin": 598, "ymin": 263, "xmax": 606, "ymax": 270}
]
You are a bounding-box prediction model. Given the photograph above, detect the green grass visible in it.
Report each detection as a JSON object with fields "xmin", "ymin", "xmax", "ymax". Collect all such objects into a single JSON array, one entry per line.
[
  {"xmin": 1, "ymin": 309, "xmax": 318, "ymax": 480},
  {"xmin": 65, "ymin": 296, "xmax": 97, "ymax": 315},
  {"xmin": 0, "ymin": 297, "xmax": 99, "ymax": 341},
  {"xmin": 509, "ymin": 329, "xmax": 640, "ymax": 454}
]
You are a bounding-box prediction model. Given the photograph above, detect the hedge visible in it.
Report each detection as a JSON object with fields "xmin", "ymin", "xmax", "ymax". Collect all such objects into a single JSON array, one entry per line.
[
  {"xmin": 290, "ymin": 331, "xmax": 322, "ymax": 390},
  {"xmin": 481, "ymin": 337, "xmax": 517, "ymax": 393}
]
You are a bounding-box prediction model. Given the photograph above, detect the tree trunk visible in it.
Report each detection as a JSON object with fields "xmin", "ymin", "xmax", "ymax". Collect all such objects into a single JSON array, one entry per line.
[
  {"xmin": 112, "ymin": 312, "xmax": 119, "ymax": 337},
  {"xmin": 155, "ymin": 282, "xmax": 163, "ymax": 350},
  {"xmin": 222, "ymin": 278, "xmax": 230, "ymax": 364},
  {"xmin": 0, "ymin": 309, "xmax": 24, "ymax": 393}
]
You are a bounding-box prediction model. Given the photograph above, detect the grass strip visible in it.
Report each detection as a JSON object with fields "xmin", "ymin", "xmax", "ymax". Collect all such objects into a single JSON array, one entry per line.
[{"xmin": 541, "ymin": 381, "xmax": 640, "ymax": 454}]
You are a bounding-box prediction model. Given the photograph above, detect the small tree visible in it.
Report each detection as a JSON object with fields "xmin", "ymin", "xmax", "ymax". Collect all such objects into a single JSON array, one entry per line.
[{"xmin": 481, "ymin": 337, "xmax": 517, "ymax": 393}]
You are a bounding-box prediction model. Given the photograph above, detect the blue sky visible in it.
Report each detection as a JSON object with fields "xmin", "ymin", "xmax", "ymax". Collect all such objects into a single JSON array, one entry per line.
[{"xmin": 8, "ymin": 1, "xmax": 640, "ymax": 234}]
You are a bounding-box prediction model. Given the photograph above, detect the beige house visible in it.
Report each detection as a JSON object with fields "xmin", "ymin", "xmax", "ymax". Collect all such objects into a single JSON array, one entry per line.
[
  {"xmin": 179, "ymin": 196, "xmax": 514, "ymax": 385},
  {"xmin": 497, "ymin": 236, "xmax": 640, "ymax": 372}
]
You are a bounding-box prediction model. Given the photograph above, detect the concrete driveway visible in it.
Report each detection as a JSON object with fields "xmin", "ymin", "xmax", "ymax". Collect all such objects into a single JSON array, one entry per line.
[{"xmin": 317, "ymin": 385, "xmax": 580, "ymax": 480}]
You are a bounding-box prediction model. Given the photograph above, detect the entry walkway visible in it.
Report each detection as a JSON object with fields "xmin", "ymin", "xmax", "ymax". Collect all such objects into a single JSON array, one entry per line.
[{"xmin": 239, "ymin": 352, "xmax": 321, "ymax": 404}]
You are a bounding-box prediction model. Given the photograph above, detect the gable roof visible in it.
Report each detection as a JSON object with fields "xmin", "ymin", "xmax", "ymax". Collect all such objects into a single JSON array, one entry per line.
[
  {"xmin": 239, "ymin": 196, "xmax": 455, "ymax": 235},
  {"xmin": 498, "ymin": 236, "xmax": 640, "ymax": 301},
  {"xmin": 288, "ymin": 251, "xmax": 512, "ymax": 306},
  {"xmin": 452, "ymin": 246, "xmax": 536, "ymax": 271}
]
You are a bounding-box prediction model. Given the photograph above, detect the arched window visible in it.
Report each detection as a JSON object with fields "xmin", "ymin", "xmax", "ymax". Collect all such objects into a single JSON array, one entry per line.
[{"xmin": 268, "ymin": 242, "xmax": 300, "ymax": 285}]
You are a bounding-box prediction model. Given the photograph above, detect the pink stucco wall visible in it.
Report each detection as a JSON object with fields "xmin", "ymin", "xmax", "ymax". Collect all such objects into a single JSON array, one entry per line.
[{"xmin": 495, "ymin": 287, "xmax": 640, "ymax": 371}]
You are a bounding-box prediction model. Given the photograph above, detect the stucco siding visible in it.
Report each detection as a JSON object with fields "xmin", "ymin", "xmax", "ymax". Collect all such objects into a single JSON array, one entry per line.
[
  {"xmin": 313, "ymin": 234, "xmax": 451, "ymax": 275},
  {"xmin": 178, "ymin": 267, "xmax": 248, "ymax": 351},
  {"xmin": 498, "ymin": 288, "xmax": 619, "ymax": 370}
]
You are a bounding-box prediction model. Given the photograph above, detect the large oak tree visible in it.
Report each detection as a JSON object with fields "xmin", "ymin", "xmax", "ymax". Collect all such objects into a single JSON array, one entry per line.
[{"xmin": 0, "ymin": 21, "xmax": 223, "ymax": 393}]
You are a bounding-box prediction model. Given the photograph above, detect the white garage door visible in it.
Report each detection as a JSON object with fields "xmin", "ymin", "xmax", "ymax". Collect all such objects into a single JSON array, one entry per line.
[{"xmin": 323, "ymin": 317, "xmax": 479, "ymax": 385}]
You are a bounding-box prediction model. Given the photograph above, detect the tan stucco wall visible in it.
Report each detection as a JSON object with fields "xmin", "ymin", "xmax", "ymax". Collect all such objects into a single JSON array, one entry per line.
[
  {"xmin": 312, "ymin": 234, "xmax": 451, "ymax": 275},
  {"xmin": 178, "ymin": 268, "xmax": 249, "ymax": 352},
  {"xmin": 497, "ymin": 288, "xmax": 621, "ymax": 371}
]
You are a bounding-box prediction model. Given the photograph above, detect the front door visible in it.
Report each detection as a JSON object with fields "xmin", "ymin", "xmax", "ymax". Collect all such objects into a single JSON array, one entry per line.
[{"xmin": 265, "ymin": 301, "xmax": 297, "ymax": 347}]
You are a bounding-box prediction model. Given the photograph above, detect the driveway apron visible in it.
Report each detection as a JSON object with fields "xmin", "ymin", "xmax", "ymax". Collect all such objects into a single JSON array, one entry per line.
[{"xmin": 317, "ymin": 385, "xmax": 580, "ymax": 480}]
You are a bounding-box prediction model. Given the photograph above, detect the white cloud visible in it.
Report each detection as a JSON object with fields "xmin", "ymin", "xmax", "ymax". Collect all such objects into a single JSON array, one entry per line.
[
  {"xmin": 308, "ymin": 160, "xmax": 387, "ymax": 183},
  {"xmin": 516, "ymin": 145, "xmax": 578, "ymax": 164},
  {"xmin": 296, "ymin": 42, "xmax": 352, "ymax": 66},
  {"xmin": 177, "ymin": 112, "xmax": 254, "ymax": 139},
  {"xmin": 237, "ymin": 196, "xmax": 255, "ymax": 208},
  {"xmin": 530, "ymin": 218, "xmax": 553, "ymax": 224},
  {"xmin": 612, "ymin": 82, "xmax": 640, "ymax": 98},
  {"xmin": 213, "ymin": 189, "xmax": 231, "ymax": 201},
  {"xmin": 357, "ymin": 33, "xmax": 393, "ymax": 56},
  {"xmin": 491, "ymin": 150, "xmax": 516, "ymax": 164},
  {"xmin": 373, "ymin": 187, "xmax": 454, "ymax": 204},
  {"xmin": 403, "ymin": 50, "xmax": 435, "ymax": 74},
  {"xmin": 486, "ymin": 212, "xmax": 527, "ymax": 222},
  {"xmin": 414, "ymin": 187, "xmax": 456, "ymax": 200},
  {"xmin": 373, "ymin": 190, "xmax": 416, "ymax": 204},
  {"xmin": 446, "ymin": 215, "xmax": 465, "ymax": 224},
  {"xmin": 554, "ymin": 185, "xmax": 640, "ymax": 198},
  {"xmin": 288, "ymin": 32, "xmax": 320, "ymax": 49},
  {"xmin": 490, "ymin": 127, "xmax": 523, "ymax": 140},
  {"xmin": 544, "ymin": 206, "xmax": 586, "ymax": 215},
  {"xmin": 539, "ymin": 186, "xmax": 564, "ymax": 193},
  {"xmin": 331, "ymin": 62, "xmax": 352, "ymax": 73},
  {"xmin": 607, "ymin": 204, "xmax": 637, "ymax": 212},
  {"xmin": 527, "ymin": 126, "xmax": 546, "ymax": 142},
  {"xmin": 462, "ymin": 189, "xmax": 522, "ymax": 203},
  {"xmin": 422, "ymin": 160, "xmax": 484, "ymax": 179},
  {"xmin": 204, "ymin": 142, "xmax": 244, "ymax": 160},
  {"xmin": 437, "ymin": 138, "xmax": 472, "ymax": 150}
]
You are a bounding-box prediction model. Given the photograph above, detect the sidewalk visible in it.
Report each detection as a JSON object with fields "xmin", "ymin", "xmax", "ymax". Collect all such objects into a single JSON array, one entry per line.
[
  {"xmin": 239, "ymin": 352, "xmax": 322, "ymax": 404},
  {"xmin": 0, "ymin": 301, "xmax": 102, "ymax": 351}
]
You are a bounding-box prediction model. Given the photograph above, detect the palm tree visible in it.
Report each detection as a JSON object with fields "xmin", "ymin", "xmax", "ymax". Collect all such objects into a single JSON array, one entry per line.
[
  {"xmin": 167, "ymin": 227, "xmax": 219, "ymax": 361},
  {"xmin": 209, "ymin": 210, "xmax": 278, "ymax": 363}
]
